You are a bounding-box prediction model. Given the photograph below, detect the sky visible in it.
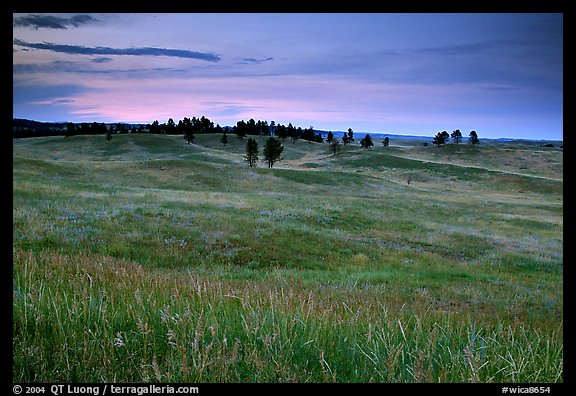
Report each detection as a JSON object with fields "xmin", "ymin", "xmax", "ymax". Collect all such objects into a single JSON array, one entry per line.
[{"xmin": 13, "ymin": 13, "xmax": 563, "ymax": 140}]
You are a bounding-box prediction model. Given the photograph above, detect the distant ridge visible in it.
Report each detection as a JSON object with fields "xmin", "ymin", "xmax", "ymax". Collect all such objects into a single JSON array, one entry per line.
[
  {"xmin": 314, "ymin": 130, "xmax": 430, "ymax": 140},
  {"xmin": 13, "ymin": 118, "xmax": 67, "ymax": 129}
]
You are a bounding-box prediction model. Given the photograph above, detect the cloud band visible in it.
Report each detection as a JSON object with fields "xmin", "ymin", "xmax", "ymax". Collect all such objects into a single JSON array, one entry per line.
[
  {"xmin": 13, "ymin": 39, "xmax": 221, "ymax": 62},
  {"xmin": 13, "ymin": 14, "xmax": 97, "ymax": 29}
]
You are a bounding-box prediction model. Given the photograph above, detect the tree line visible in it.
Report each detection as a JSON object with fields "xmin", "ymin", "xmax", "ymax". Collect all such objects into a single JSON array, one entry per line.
[
  {"xmin": 432, "ymin": 129, "xmax": 480, "ymax": 146},
  {"xmin": 14, "ymin": 116, "xmax": 347, "ymax": 145},
  {"xmin": 13, "ymin": 116, "xmax": 480, "ymax": 149}
]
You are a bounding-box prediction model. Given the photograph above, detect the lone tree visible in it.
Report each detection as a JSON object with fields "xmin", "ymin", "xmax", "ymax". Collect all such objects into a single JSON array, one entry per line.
[
  {"xmin": 432, "ymin": 131, "xmax": 449, "ymax": 147},
  {"xmin": 329, "ymin": 138, "xmax": 341, "ymax": 156},
  {"xmin": 184, "ymin": 127, "xmax": 195, "ymax": 144},
  {"xmin": 450, "ymin": 129, "xmax": 462, "ymax": 144},
  {"xmin": 383, "ymin": 136, "xmax": 389, "ymax": 147},
  {"xmin": 469, "ymin": 130, "xmax": 480, "ymax": 144},
  {"xmin": 360, "ymin": 133, "xmax": 373, "ymax": 149},
  {"xmin": 451, "ymin": 129, "xmax": 462, "ymax": 144},
  {"xmin": 347, "ymin": 128, "xmax": 354, "ymax": 143},
  {"xmin": 342, "ymin": 133, "xmax": 350, "ymax": 145},
  {"xmin": 263, "ymin": 137, "xmax": 284, "ymax": 168},
  {"xmin": 245, "ymin": 137, "xmax": 259, "ymax": 167},
  {"xmin": 326, "ymin": 131, "xmax": 334, "ymax": 144}
]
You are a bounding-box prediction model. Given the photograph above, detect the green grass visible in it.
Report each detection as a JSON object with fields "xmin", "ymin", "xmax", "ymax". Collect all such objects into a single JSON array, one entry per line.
[{"xmin": 13, "ymin": 133, "xmax": 563, "ymax": 382}]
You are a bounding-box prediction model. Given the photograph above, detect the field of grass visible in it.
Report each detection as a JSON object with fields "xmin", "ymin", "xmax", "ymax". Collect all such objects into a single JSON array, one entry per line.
[{"xmin": 13, "ymin": 133, "xmax": 563, "ymax": 382}]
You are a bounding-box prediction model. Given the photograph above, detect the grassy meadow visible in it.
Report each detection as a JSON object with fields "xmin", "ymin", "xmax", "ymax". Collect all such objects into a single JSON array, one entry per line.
[{"xmin": 13, "ymin": 133, "xmax": 563, "ymax": 382}]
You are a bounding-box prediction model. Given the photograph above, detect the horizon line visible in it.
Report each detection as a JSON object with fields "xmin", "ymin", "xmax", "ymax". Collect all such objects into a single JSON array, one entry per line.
[{"xmin": 12, "ymin": 117, "xmax": 564, "ymax": 142}]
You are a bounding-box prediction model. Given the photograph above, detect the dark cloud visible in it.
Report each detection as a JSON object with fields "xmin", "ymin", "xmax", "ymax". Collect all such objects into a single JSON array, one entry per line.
[
  {"xmin": 13, "ymin": 39, "xmax": 221, "ymax": 62},
  {"xmin": 13, "ymin": 60, "xmax": 185, "ymax": 75},
  {"xmin": 13, "ymin": 14, "xmax": 98, "ymax": 29},
  {"xmin": 240, "ymin": 57, "xmax": 274, "ymax": 65}
]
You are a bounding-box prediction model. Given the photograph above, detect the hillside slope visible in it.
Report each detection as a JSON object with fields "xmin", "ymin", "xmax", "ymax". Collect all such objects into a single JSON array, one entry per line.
[{"xmin": 13, "ymin": 133, "xmax": 563, "ymax": 382}]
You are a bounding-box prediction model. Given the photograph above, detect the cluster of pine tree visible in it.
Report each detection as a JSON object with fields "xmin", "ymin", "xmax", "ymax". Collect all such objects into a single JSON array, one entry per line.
[
  {"xmin": 148, "ymin": 117, "xmax": 327, "ymax": 145},
  {"xmin": 233, "ymin": 119, "xmax": 324, "ymax": 144},
  {"xmin": 244, "ymin": 137, "xmax": 284, "ymax": 169},
  {"xmin": 432, "ymin": 129, "xmax": 480, "ymax": 146}
]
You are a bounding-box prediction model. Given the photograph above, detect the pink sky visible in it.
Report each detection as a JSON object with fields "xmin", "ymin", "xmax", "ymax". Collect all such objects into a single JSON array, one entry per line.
[{"xmin": 13, "ymin": 13, "xmax": 563, "ymax": 139}]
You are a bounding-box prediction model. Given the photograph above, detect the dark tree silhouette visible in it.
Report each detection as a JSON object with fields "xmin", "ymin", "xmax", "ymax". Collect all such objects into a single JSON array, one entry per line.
[
  {"xmin": 263, "ymin": 137, "xmax": 284, "ymax": 168},
  {"xmin": 166, "ymin": 118, "xmax": 176, "ymax": 134},
  {"xmin": 326, "ymin": 131, "xmax": 334, "ymax": 144},
  {"xmin": 235, "ymin": 120, "xmax": 247, "ymax": 139},
  {"xmin": 451, "ymin": 129, "xmax": 462, "ymax": 144},
  {"xmin": 182, "ymin": 118, "xmax": 195, "ymax": 144},
  {"xmin": 329, "ymin": 139, "xmax": 340, "ymax": 156},
  {"xmin": 245, "ymin": 137, "xmax": 259, "ymax": 167},
  {"xmin": 469, "ymin": 130, "xmax": 480, "ymax": 144},
  {"xmin": 257, "ymin": 120, "xmax": 270, "ymax": 135},
  {"xmin": 360, "ymin": 133, "xmax": 373, "ymax": 149},
  {"xmin": 347, "ymin": 128, "xmax": 354, "ymax": 144},
  {"xmin": 301, "ymin": 126, "xmax": 316, "ymax": 142},
  {"xmin": 275, "ymin": 124, "xmax": 287, "ymax": 141},
  {"xmin": 150, "ymin": 120, "xmax": 160, "ymax": 134},
  {"xmin": 288, "ymin": 123, "xmax": 300, "ymax": 144},
  {"xmin": 433, "ymin": 131, "xmax": 449, "ymax": 147},
  {"xmin": 65, "ymin": 122, "xmax": 76, "ymax": 137}
]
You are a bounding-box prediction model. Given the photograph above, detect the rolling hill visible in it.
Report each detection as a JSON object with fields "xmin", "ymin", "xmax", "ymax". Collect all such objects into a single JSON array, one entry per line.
[{"xmin": 13, "ymin": 133, "xmax": 563, "ymax": 382}]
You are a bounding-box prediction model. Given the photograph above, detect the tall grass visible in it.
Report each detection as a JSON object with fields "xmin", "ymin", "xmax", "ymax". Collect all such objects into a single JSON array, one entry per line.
[{"xmin": 13, "ymin": 249, "xmax": 563, "ymax": 382}]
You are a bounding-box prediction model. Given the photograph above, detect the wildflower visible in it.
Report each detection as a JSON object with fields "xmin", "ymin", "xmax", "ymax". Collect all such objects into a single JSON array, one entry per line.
[{"xmin": 114, "ymin": 332, "xmax": 124, "ymax": 347}]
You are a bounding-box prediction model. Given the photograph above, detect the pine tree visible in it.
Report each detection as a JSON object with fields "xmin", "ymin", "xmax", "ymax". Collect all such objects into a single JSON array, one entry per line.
[
  {"xmin": 451, "ymin": 129, "xmax": 462, "ymax": 144},
  {"xmin": 330, "ymin": 139, "xmax": 341, "ymax": 156},
  {"xmin": 65, "ymin": 122, "xmax": 76, "ymax": 137},
  {"xmin": 166, "ymin": 118, "xmax": 176, "ymax": 134},
  {"xmin": 469, "ymin": 130, "xmax": 480, "ymax": 144},
  {"xmin": 433, "ymin": 131, "xmax": 449, "ymax": 147},
  {"xmin": 326, "ymin": 131, "xmax": 334, "ymax": 143},
  {"xmin": 150, "ymin": 120, "xmax": 160, "ymax": 134},
  {"xmin": 347, "ymin": 128, "xmax": 354, "ymax": 143},
  {"xmin": 245, "ymin": 138, "xmax": 259, "ymax": 167},
  {"xmin": 342, "ymin": 133, "xmax": 350, "ymax": 145},
  {"xmin": 235, "ymin": 120, "xmax": 247, "ymax": 139},
  {"xmin": 263, "ymin": 137, "xmax": 284, "ymax": 168},
  {"xmin": 360, "ymin": 133, "xmax": 373, "ymax": 149}
]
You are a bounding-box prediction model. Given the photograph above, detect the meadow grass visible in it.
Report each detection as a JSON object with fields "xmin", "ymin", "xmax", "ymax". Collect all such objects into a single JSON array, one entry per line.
[{"xmin": 13, "ymin": 134, "xmax": 563, "ymax": 382}]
